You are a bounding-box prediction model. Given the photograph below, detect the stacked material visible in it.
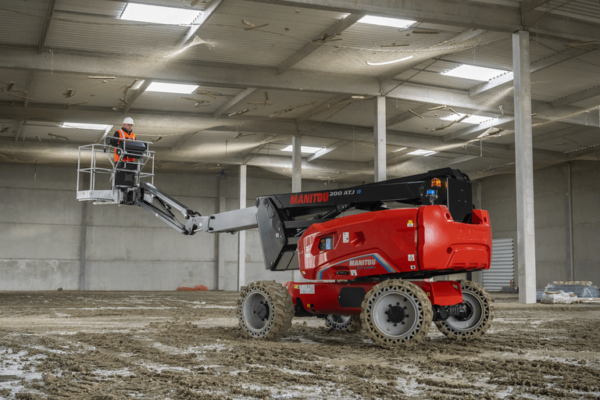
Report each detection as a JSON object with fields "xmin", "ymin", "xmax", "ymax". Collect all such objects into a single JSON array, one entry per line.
[
  {"xmin": 541, "ymin": 290, "xmax": 578, "ymax": 304},
  {"xmin": 546, "ymin": 282, "xmax": 598, "ymax": 298}
]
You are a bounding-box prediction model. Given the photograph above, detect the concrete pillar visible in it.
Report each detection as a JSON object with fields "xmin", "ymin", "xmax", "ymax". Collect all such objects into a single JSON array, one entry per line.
[
  {"xmin": 292, "ymin": 135, "xmax": 302, "ymax": 192},
  {"xmin": 78, "ymin": 202, "xmax": 88, "ymax": 290},
  {"xmin": 513, "ymin": 30, "xmax": 537, "ymax": 304},
  {"xmin": 565, "ymin": 163, "xmax": 574, "ymax": 281},
  {"xmin": 291, "ymin": 135, "xmax": 303, "ymax": 281},
  {"xmin": 217, "ymin": 175, "xmax": 227, "ymax": 290},
  {"xmin": 238, "ymin": 165, "xmax": 247, "ymax": 291},
  {"xmin": 374, "ymin": 96, "xmax": 386, "ymax": 182}
]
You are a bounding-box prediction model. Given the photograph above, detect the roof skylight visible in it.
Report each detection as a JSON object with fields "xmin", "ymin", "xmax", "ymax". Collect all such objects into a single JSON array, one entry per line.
[
  {"xmin": 121, "ymin": 3, "xmax": 202, "ymax": 25},
  {"xmin": 62, "ymin": 123, "xmax": 113, "ymax": 130},
  {"xmin": 441, "ymin": 65, "xmax": 506, "ymax": 81},
  {"xmin": 282, "ymin": 145, "xmax": 323, "ymax": 154},
  {"xmin": 408, "ymin": 149, "xmax": 437, "ymax": 156},
  {"xmin": 358, "ymin": 15, "xmax": 416, "ymax": 29},
  {"xmin": 441, "ymin": 114, "xmax": 494, "ymax": 124},
  {"xmin": 146, "ymin": 82, "xmax": 199, "ymax": 94}
]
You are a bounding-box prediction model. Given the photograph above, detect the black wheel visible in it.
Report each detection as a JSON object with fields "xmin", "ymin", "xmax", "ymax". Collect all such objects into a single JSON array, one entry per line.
[
  {"xmin": 360, "ymin": 279, "xmax": 433, "ymax": 347},
  {"xmin": 324, "ymin": 314, "xmax": 362, "ymax": 332},
  {"xmin": 435, "ymin": 280, "xmax": 494, "ymax": 341},
  {"xmin": 237, "ymin": 281, "xmax": 294, "ymax": 340}
]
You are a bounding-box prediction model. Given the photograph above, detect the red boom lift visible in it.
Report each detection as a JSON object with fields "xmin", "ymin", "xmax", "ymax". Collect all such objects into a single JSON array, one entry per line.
[{"xmin": 77, "ymin": 140, "xmax": 493, "ymax": 347}]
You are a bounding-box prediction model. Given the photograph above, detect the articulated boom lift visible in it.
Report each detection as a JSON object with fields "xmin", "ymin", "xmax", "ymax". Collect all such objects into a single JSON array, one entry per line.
[{"xmin": 77, "ymin": 140, "xmax": 493, "ymax": 347}]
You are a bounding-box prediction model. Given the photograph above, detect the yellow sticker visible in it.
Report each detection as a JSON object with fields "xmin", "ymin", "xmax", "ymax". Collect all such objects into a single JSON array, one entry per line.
[
  {"xmin": 407, "ymin": 220, "xmax": 414, "ymax": 227},
  {"xmin": 294, "ymin": 285, "xmax": 298, "ymax": 289}
]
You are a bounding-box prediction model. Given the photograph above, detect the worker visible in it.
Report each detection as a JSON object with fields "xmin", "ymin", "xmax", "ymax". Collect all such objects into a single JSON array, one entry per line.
[{"xmin": 113, "ymin": 117, "xmax": 137, "ymax": 170}]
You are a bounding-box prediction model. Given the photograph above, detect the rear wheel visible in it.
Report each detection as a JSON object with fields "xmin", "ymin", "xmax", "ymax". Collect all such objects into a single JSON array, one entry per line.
[
  {"xmin": 237, "ymin": 281, "xmax": 294, "ymax": 340},
  {"xmin": 435, "ymin": 280, "xmax": 494, "ymax": 341},
  {"xmin": 360, "ymin": 279, "xmax": 433, "ymax": 347},
  {"xmin": 324, "ymin": 314, "xmax": 362, "ymax": 332}
]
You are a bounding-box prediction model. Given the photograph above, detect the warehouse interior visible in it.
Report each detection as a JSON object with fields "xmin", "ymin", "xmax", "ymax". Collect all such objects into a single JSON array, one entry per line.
[{"xmin": 1, "ymin": 0, "xmax": 600, "ymax": 399}]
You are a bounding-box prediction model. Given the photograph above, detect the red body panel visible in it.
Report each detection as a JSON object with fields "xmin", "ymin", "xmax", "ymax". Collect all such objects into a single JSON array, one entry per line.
[
  {"xmin": 297, "ymin": 205, "xmax": 491, "ymax": 281},
  {"xmin": 285, "ymin": 280, "xmax": 464, "ymax": 315},
  {"xmin": 417, "ymin": 207, "xmax": 491, "ymax": 272},
  {"xmin": 298, "ymin": 208, "xmax": 419, "ymax": 281}
]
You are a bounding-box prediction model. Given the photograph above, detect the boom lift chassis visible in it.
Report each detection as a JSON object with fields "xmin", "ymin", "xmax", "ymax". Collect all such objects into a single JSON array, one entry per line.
[{"xmin": 78, "ymin": 141, "xmax": 494, "ymax": 347}]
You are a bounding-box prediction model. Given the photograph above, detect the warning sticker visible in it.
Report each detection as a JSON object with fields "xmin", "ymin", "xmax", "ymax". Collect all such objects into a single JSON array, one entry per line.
[
  {"xmin": 408, "ymin": 254, "xmax": 415, "ymax": 261},
  {"xmin": 350, "ymin": 270, "xmax": 357, "ymax": 276},
  {"xmin": 410, "ymin": 265, "xmax": 416, "ymax": 270},
  {"xmin": 407, "ymin": 220, "xmax": 414, "ymax": 227},
  {"xmin": 299, "ymin": 285, "xmax": 315, "ymax": 294},
  {"xmin": 343, "ymin": 232, "xmax": 349, "ymax": 243}
]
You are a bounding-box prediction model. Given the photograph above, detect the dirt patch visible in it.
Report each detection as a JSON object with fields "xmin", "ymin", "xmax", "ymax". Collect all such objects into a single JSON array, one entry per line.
[{"xmin": 0, "ymin": 291, "xmax": 599, "ymax": 399}]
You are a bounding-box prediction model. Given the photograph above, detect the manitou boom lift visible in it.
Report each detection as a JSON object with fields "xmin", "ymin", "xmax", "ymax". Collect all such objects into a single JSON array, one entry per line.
[{"xmin": 77, "ymin": 140, "xmax": 493, "ymax": 347}]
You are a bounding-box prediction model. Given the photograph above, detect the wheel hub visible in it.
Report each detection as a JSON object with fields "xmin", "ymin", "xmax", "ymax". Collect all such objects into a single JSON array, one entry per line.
[
  {"xmin": 386, "ymin": 304, "xmax": 407, "ymax": 324},
  {"xmin": 255, "ymin": 301, "xmax": 269, "ymax": 320}
]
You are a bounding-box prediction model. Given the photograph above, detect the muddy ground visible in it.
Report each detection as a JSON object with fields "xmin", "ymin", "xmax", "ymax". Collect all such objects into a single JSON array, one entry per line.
[{"xmin": 0, "ymin": 290, "xmax": 599, "ymax": 399}]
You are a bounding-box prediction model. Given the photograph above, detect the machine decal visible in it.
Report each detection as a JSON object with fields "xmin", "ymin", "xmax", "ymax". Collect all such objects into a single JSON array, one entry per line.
[
  {"xmin": 431, "ymin": 178, "xmax": 442, "ymax": 187},
  {"xmin": 350, "ymin": 270, "xmax": 357, "ymax": 276},
  {"xmin": 408, "ymin": 254, "xmax": 415, "ymax": 261},
  {"xmin": 299, "ymin": 284, "xmax": 315, "ymax": 294},
  {"xmin": 343, "ymin": 232, "xmax": 349, "ymax": 243},
  {"xmin": 407, "ymin": 220, "xmax": 414, "ymax": 227},
  {"xmin": 289, "ymin": 192, "xmax": 329, "ymax": 205},
  {"xmin": 316, "ymin": 253, "xmax": 395, "ymax": 279}
]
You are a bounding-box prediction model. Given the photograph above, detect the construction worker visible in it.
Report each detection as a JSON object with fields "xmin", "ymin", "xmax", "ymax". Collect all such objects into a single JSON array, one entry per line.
[{"xmin": 113, "ymin": 117, "xmax": 137, "ymax": 170}]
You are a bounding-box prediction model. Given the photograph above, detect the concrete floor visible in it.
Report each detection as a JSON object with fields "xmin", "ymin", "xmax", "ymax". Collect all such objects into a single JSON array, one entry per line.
[{"xmin": 0, "ymin": 290, "xmax": 599, "ymax": 399}]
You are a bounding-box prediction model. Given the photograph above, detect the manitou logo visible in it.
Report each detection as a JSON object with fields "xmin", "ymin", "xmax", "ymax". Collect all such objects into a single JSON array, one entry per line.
[
  {"xmin": 349, "ymin": 258, "xmax": 376, "ymax": 267},
  {"xmin": 289, "ymin": 192, "xmax": 329, "ymax": 205}
]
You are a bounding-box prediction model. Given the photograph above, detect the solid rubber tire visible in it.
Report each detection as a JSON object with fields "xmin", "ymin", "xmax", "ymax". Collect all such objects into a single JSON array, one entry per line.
[
  {"xmin": 324, "ymin": 314, "xmax": 362, "ymax": 332},
  {"xmin": 237, "ymin": 281, "xmax": 294, "ymax": 340},
  {"xmin": 360, "ymin": 279, "xmax": 433, "ymax": 348},
  {"xmin": 434, "ymin": 280, "xmax": 494, "ymax": 341}
]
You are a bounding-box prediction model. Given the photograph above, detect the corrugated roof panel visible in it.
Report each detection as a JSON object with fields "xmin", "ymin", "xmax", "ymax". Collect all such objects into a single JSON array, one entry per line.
[
  {"xmin": 225, "ymin": 89, "xmax": 333, "ymax": 119},
  {"xmin": 292, "ymin": 22, "xmax": 462, "ymax": 77},
  {"xmin": 133, "ymin": 86, "xmax": 242, "ymax": 113},
  {"xmin": 179, "ymin": 0, "xmax": 347, "ymax": 66},
  {"xmin": 0, "ymin": 0, "xmax": 47, "ymax": 46},
  {"xmin": 27, "ymin": 72, "xmax": 141, "ymax": 109},
  {"xmin": 395, "ymin": 70, "xmax": 477, "ymax": 90},
  {"xmin": 530, "ymin": 60, "xmax": 600, "ymax": 102},
  {"xmin": 545, "ymin": 0, "xmax": 600, "ymax": 23},
  {"xmin": 55, "ymin": 0, "xmax": 125, "ymax": 18},
  {"xmin": 444, "ymin": 35, "xmax": 559, "ymax": 70},
  {"xmin": 45, "ymin": 15, "xmax": 188, "ymax": 56}
]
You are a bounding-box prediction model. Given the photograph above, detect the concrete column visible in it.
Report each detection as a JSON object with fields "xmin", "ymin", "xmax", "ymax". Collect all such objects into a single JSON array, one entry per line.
[
  {"xmin": 374, "ymin": 96, "xmax": 386, "ymax": 182},
  {"xmin": 78, "ymin": 202, "xmax": 88, "ymax": 290},
  {"xmin": 513, "ymin": 31, "xmax": 537, "ymax": 304},
  {"xmin": 292, "ymin": 135, "xmax": 302, "ymax": 192},
  {"xmin": 238, "ymin": 165, "xmax": 247, "ymax": 291},
  {"xmin": 565, "ymin": 163, "xmax": 574, "ymax": 281},
  {"xmin": 291, "ymin": 135, "xmax": 303, "ymax": 281},
  {"xmin": 217, "ymin": 175, "xmax": 227, "ymax": 290}
]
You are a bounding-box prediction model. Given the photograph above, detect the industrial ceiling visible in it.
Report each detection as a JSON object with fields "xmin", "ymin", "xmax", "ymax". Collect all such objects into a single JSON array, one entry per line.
[{"xmin": 1, "ymin": 0, "xmax": 600, "ymax": 182}]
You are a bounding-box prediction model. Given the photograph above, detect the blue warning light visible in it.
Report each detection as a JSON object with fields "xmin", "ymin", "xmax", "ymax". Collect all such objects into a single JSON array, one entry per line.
[{"xmin": 426, "ymin": 189, "xmax": 436, "ymax": 196}]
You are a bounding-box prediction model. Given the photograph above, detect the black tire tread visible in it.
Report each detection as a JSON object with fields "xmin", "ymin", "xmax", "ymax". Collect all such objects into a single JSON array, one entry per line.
[
  {"xmin": 237, "ymin": 280, "xmax": 294, "ymax": 340},
  {"xmin": 434, "ymin": 280, "xmax": 494, "ymax": 341}
]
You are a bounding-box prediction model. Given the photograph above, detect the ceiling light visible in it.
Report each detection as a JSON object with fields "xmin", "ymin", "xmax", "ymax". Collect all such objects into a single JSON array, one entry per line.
[
  {"xmin": 441, "ymin": 65, "xmax": 506, "ymax": 81},
  {"xmin": 146, "ymin": 82, "xmax": 199, "ymax": 94},
  {"xmin": 62, "ymin": 123, "xmax": 112, "ymax": 130},
  {"xmin": 441, "ymin": 114, "xmax": 494, "ymax": 124},
  {"xmin": 408, "ymin": 149, "xmax": 437, "ymax": 156},
  {"xmin": 358, "ymin": 15, "xmax": 416, "ymax": 29},
  {"xmin": 282, "ymin": 145, "xmax": 322, "ymax": 154},
  {"xmin": 120, "ymin": 3, "xmax": 202, "ymax": 25}
]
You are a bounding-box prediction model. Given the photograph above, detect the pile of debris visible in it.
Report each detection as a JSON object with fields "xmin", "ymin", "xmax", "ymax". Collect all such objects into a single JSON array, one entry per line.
[{"xmin": 540, "ymin": 281, "xmax": 599, "ymax": 304}]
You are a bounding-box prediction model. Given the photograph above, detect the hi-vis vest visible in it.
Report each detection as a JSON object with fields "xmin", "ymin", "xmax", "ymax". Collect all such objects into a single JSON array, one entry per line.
[{"xmin": 114, "ymin": 129, "xmax": 136, "ymax": 162}]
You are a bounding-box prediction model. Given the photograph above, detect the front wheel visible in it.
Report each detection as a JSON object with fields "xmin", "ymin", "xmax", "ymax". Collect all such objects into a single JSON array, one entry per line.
[
  {"xmin": 435, "ymin": 280, "xmax": 494, "ymax": 341},
  {"xmin": 360, "ymin": 279, "xmax": 433, "ymax": 347},
  {"xmin": 237, "ymin": 281, "xmax": 294, "ymax": 340},
  {"xmin": 324, "ymin": 314, "xmax": 362, "ymax": 332}
]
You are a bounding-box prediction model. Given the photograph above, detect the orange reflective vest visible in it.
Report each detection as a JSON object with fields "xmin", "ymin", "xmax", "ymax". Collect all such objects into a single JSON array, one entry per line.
[{"xmin": 114, "ymin": 129, "xmax": 137, "ymax": 162}]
